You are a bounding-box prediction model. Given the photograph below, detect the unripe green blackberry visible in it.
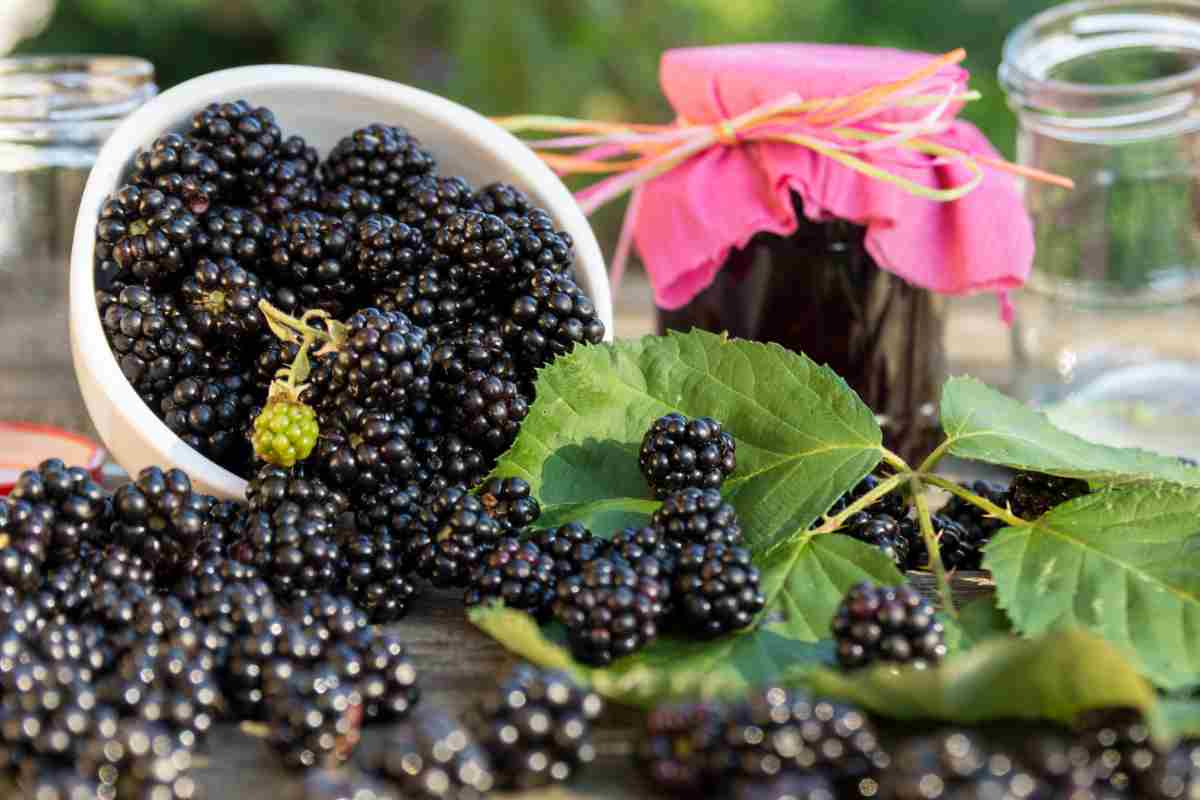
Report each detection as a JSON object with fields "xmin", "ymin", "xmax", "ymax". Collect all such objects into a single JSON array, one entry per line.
[{"xmin": 252, "ymin": 401, "xmax": 319, "ymax": 468}]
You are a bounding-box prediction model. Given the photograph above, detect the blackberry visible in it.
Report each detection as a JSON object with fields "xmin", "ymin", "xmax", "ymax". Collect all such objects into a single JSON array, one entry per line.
[
  {"xmin": 353, "ymin": 213, "xmax": 428, "ymax": 288},
  {"xmin": 449, "ymin": 369, "xmax": 529, "ymax": 454},
  {"xmin": 0, "ymin": 496, "xmax": 53, "ymax": 567},
  {"xmin": 530, "ymin": 523, "xmax": 606, "ymax": 579},
  {"xmin": 432, "ymin": 210, "xmax": 518, "ymax": 288},
  {"xmin": 509, "ymin": 211, "xmax": 575, "ymax": 280},
  {"xmin": 651, "ymin": 488, "xmax": 744, "ymax": 547},
  {"xmin": 269, "ymin": 210, "xmax": 358, "ymax": 303},
  {"xmin": 319, "ymin": 185, "xmax": 383, "ymax": 226},
  {"xmin": 411, "ymin": 434, "xmax": 488, "ymax": 492},
  {"xmin": 394, "ymin": 174, "xmax": 473, "ymax": 236},
  {"xmin": 355, "ymin": 632, "xmax": 420, "ymax": 723},
  {"xmin": 1009, "ymin": 471, "xmax": 1090, "ymax": 520},
  {"xmin": 553, "ymin": 556, "xmax": 668, "ymax": 665},
  {"xmin": 673, "ymin": 542, "xmax": 764, "ymax": 637},
  {"xmin": 177, "ymin": 255, "xmax": 264, "ymax": 340},
  {"xmin": 464, "ymin": 536, "xmax": 557, "ymax": 620},
  {"xmin": 99, "ymin": 285, "xmax": 205, "ymax": 405},
  {"xmin": 356, "ymin": 482, "xmax": 424, "ymax": 542},
  {"xmin": 251, "ymin": 400, "xmax": 320, "ymax": 468},
  {"xmin": 470, "ymin": 182, "xmax": 532, "ymax": 222},
  {"xmin": 7, "ymin": 459, "xmax": 110, "ymax": 564},
  {"xmin": 1021, "ymin": 729, "xmax": 1132, "ymax": 798},
  {"xmin": 879, "ymin": 730, "xmax": 1045, "ymax": 800},
  {"xmin": 160, "ymin": 373, "xmax": 256, "ymax": 466},
  {"xmin": 938, "ymin": 480, "xmax": 1009, "ymax": 546},
  {"xmin": 841, "ymin": 511, "xmax": 911, "ymax": 569},
  {"xmin": 195, "ymin": 205, "xmax": 277, "ymax": 264},
  {"xmin": 99, "ymin": 642, "xmax": 224, "ymax": 742},
  {"xmin": 265, "ymin": 664, "xmax": 363, "ymax": 768},
  {"xmin": 131, "ymin": 132, "xmax": 230, "ymax": 214},
  {"xmin": 372, "ymin": 265, "xmax": 476, "ymax": 340},
  {"xmin": 188, "ymin": 99, "xmax": 282, "ymax": 190},
  {"xmin": 829, "ymin": 471, "xmax": 908, "ymax": 520},
  {"xmin": 245, "ymin": 463, "xmax": 348, "ymax": 519},
  {"xmin": 608, "ymin": 526, "xmax": 681, "ymax": 575},
  {"xmin": 236, "ymin": 501, "xmax": 341, "ymax": 599},
  {"xmin": 249, "ymin": 136, "xmax": 322, "ymax": 219},
  {"xmin": 1141, "ymin": 739, "xmax": 1198, "ymax": 799},
  {"xmin": 503, "ymin": 268, "xmax": 605, "ymax": 368},
  {"xmin": 95, "ymin": 184, "xmax": 200, "ymax": 284},
  {"xmin": 639, "ymin": 413, "xmax": 737, "ymax": 499},
  {"xmin": 929, "ymin": 513, "xmax": 985, "ymax": 571},
  {"xmin": 476, "ymin": 477, "xmax": 540, "ymax": 531},
  {"xmin": 364, "ymin": 709, "xmax": 495, "ymax": 799},
  {"xmin": 731, "ymin": 773, "xmax": 836, "ymax": 800},
  {"xmin": 339, "ymin": 528, "xmax": 419, "ymax": 623},
  {"xmin": 299, "ymin": 770, "xmax": 396, "ymax": 800},
  {"xmin": 430, "ymin": 324, "xmax": 518, "ymax": 399},
  {"xmin": 80, "ymin": 718, "xmax": 196, "ymax": 800},
  {"xmin": 251, "ymin": 335, "xmax": 301, "ymax": 393},
  {"xmin": 1076, "ymin": 708, "xmax": 1160, "ymax": 792},
  {"xmin": 286, "ymin": 593, "xmax": 369, "ymax": 647},
  {"xmin": 407, "ymin": 488, "xmax": 503, "ymax": 587},
  {"xmin": 831, "ymin": 582, "xmax": 947, "ymax": 670},
  {"xmin": 314, "ymin": 403, "xmax": 418, "ymax": 493},
  {"xmin": 321, "ymin": 124, "xmax": 436, "ymax": 207},
  {"xmin": 0, "ymin": 545, "xmax": 40, "ymax": 594},
  {"xmin": 639, "ymin": 701, "xmax": 733, "ymax": 795},
  {"xmin": 474, "ymin": 664, "xmax": 603, "ymax": 789}
]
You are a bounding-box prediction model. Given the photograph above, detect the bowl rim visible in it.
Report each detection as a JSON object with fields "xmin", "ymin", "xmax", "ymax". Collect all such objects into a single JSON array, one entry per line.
[
  {"xmin": 0, "ymin": 421, "xmax": 106, "ymax": 495},
  {"xmin": 70, "ymin": 63, "xmax": 612, "ymax": 499}
]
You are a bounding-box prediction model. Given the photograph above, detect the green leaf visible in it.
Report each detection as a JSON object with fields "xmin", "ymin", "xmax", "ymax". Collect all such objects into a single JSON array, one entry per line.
[
  {"xmin": 1158, "ymin": 696, "xmax": 1200, "ymax": 739},
  {"xmin": 807, "ymin": 627, "xmax": 1158, "ymax": 728},
  {"xmin": 955, "ymin": 595, "xmax": 1014, "ymax": 650},
  {"xmin": 491, "ymin": 331, "xmax": 884, "ymax": 551},
  {"xmin": 939, "ymin": 377, "xmax": 1200, "ymax": 487},
  {"xmin": 468, "ymin": 535, "xmax": 904, "ymax": 707},
  {"xmin": 984, "ymin": 485, "xmax": 1200, "ymax": 690}
]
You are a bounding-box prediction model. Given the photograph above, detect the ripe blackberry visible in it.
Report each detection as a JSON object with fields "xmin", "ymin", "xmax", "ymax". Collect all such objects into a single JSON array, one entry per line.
[
  {"xmin": 1141, "ymin": 739, "xmax": 1198, "ymax": 799},
  {"xmin": 195, "ymin": 205, "xmax": 276, "ymax": 264},
  {"xmin": 639, "ymin": 413, "xmax": 737, "ymax": 499},
  {"xmin": 639, "ymin": 701, "xmax": 733, "ymax": 795},
  {"xmin": 411, "ymin": 434, "xmax": 488, "ymax": 492},
  {"xmin": 430, "ymin": 324, "xmax": 518, "ymax": 397},
  {"xmin": 476, "ymin": 477, "xmax": 540, "ymax": 531},
  {"xmin": 530, "ymin": 523, "xmax": 606, "ymax": 579},
  {"xmin": 651, "ymin": 488, "xmax": 744, "ymax": 547},
  {"xmin": 269, "ymin": 210, "xmax": 358, "ymax": 303},
  {"xmin": 80, "ymin": 718, "xmax": 196, "ymax": 800},
  {"xmin": 353, "ymin": 213, "xmax": 428, "ymax": 288},
  {"xmin": 0, "ymin": 496, "xmax": 53, "ymax": 566},
  {"xmin": 449, "ymin": 369, "xmax": 529, "ymax": 454},
  {"xmin": 503, "ymin": 268, "xmax": 606, "ymax": 368},
  {"xmin": 474, "ymin": 664, "xmax": 603, "ymax": 789},
  {"xmin": 99, "ymin": 642, "xmax": 224, "ymax": 742},
  {"xmin": 265, "ymin": 664, "xmax": 363, "ymax": 768},
  {"xmin": 249, "ymin": 137, "xmax": 322, "ymax": 219},
  {"xmin": 929, "ymin": 513, "xmax": 986, "ymax": 571},
  {"xmin": 356, "ymin": 482, "xmax": 424, "ymax": 542},
  {"xmin": 509, "ymin": 212, "xmax": 575, "ymax": 280},
  {"xmin": 938, "ymin": 480, "xmax": 1009, "ymax": 545},
  {"xmin": 250, "ymin": 335, "xmax": 300, "ymax": 394},
  {"xmin": 354, "ymin": 632, "xmax": 420, "ymax": 723},
  {"xmin": 251, "ymin": 400, "xmax": 320, "ymax": 468},
  {"xmin": 364, "ymin": 709, "xmax": 495, "ymax": 799},
  {"xmin": 1076, "ymin": 708, "xmax": 1160, "ymax": 792},
  {"xmin": 608, "ymin": 526, "xmax": 681, "ymax": 575},
  {"xmin": 160, "ymin": 373, "xmax": 256, "ymax": 466},
  {"xmin": 246, "ymin": 463, "xmax": 349, "ymax": 519},
  {"xmin": 470, "ymin": 182, "xmax": 532, "ymax": 221},
  {"xmin": 7, "ymin": 459, "xmax": 110, "ymax": 564},
  {"xmin": 321, "ymin": 124, "xmax": 436, "ymax": 207},
  {"xmin": 832, "ymin": 582, "xmax": 947, "ymax": 670},
  {"xmin": 131, "ymin": 132, "xmax": 230, "ymax": 214},
  {"xmin": 286, "ymin": 593, "xmax": 369, "ymax": 647},
  {"xmin": 464, "ymin": 536, "xmax": 557, "ymax": 620},
  {"xmin": 394, "ymin": 174, "xmax": 473, "ymax": 236},
  {"xmin": 829, "ymin": 471, "xmax": 908, "ymax": 520},
  {"xmin": 879, "ymin": 730, "xmax": 1045, "ymax": 800},
  {"xmin": 314, "ymin": 403, "xmax": 418, "ymax": 494},
  {"xmin": 1009, "ymin": 471, "xmax": 1090, "ymax": 520},
  {"xmin": 319, "ymin": 185, "xmax": 383, "ymax": 226},
  {"xmin": 407, "ymin": 488, "xmax": 503, "ymax": 587},
  {"xmin": 432, "ymin": 210, "xmax": 518, "ymax": 288},
  {"xmin": 189, "ymin": 99, "xmax": 282, "ymax": 190},
  {"xmin": 674, "ymin": 542, "xmax": 764, "ymax": 637},
  {"xmin": 553, "ymin": 556, "xmax": 668, "ymax": 666},
  {"xmin": 99, "ymin": 285, "xmax": 205, "ymax": 405},
  {"xmin": 178, "ymin": 255, "xmax": 264, "ymax": 340},
  {"xmin": 339, "ymin": 528, "xmax": 419, "ymax": 623},
  {"xmin": 0, "ymin": 546, "xmax": 40, "ymax": 594},
  {"xmin": 95, "ymin": 184, "xmax": 200, "ymax": 284},
  {"xmin": 1020, "ymin": 729, "xmax": 1132, "ymax": 798},
  {"xmin": 372, "ymin": 264, "xmax": 476, "ymax": 340},
  {"xmin": 841, "ymin": 511, "xmax": 911, "ymax": 569},
  {"xmin": 237, "ymin": 501, "xmax": 341, "ymax": 599}
]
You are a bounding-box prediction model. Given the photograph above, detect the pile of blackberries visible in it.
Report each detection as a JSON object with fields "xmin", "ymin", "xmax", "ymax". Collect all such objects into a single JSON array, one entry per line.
[{"xmin": 95, "ymin": 100, "xmax": 604, "ymax": 482}]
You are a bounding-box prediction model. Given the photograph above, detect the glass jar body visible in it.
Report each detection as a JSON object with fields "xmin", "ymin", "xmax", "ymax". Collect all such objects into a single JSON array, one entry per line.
[{"xmin": 656, "ymin": 214, "xmax": 946, "ymax": 465}]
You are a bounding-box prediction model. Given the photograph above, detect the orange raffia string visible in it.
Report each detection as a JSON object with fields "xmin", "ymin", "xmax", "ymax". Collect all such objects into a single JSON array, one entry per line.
[{"xmin": 492, "ymin": 49, "xmax": 1073, "ymax": 288}]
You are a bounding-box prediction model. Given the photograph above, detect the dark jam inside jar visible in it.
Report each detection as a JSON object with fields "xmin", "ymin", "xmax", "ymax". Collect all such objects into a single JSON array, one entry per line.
[{"xmin": 656, "ymin": 199, "xmax": 946, "ymax": 464}]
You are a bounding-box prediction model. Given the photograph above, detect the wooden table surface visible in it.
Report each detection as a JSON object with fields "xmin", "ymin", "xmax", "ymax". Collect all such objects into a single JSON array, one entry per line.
[{"xmin": 1, "ymin": 271, "xmax": 1011, "ymax": 799}]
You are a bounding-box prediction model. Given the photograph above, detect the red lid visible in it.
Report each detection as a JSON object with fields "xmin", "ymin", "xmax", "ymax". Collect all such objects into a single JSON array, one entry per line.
[{"xmin": 0, "ymin": 422, "xmax": 106, "ymax": 495}]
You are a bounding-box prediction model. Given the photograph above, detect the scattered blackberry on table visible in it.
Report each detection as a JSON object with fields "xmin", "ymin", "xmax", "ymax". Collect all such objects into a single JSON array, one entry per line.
[
  {"xmin": 1076, "ymin": 708, "xmax": 1161, "ymax": 792},
  {"xmin": 432, "ymin": 210, "xmax": 518, "ymax": 288},
  {"xmin": 731, "ymin": 772, "xmax": 836, "ymax": 800},
  {"xmin": 1009, "ymin": 470, "xmax": 1090, "ymax": 520},
  {"xmin": 80, "ymin": 717, "xmax": 197, "ymax": 799},
  {"xmin": 131, "ymin": 132, "xmax": 230, "ymax": 214},
  {"xmin": 252, "ymin": 400, "xmax": 321, "ymax": 468},
  {"xmin": 530, "ymin": 523, "xmax": 606, "ymax": 579},
  {"xmin": 161, "ymin": 373, "xmax": 257, "ymax": 466},
  {"xmin": 474, "ymin": 663, "xmax": 603, "ymax": 789},
  {"xmin": 246, "ymin": 463, "xmax": 348, "ymax": 519},
  {"xmin": 464, "ymin": 536, "xmax": 557, "ymax": 620},
  {"xmin": 879, "ymin": 730, "xmax": 1045, "ymax": 800},
  {"xmin": 355, "ymin": 481, "xmax": 423, "ymax": 542},
  {"xmin": 553, "ymin": 556, "xmax": 668, "ymax": 666},
  {"xmin": 394, "ymin": 174, "xmax": 474, "ymax": 236},
  {"xmin": 832, "ymin": 582, "xmax": 947, "ymax": 670},
  {"xmin": 287, "ymin": 593, "xmax": 370, "ymax": 647},
  {"xmin": 476, "ymin": 477, "xmax": 540, "ymax": 531},
  {"xmin": 0, "ymin": 547, "xmax": 40, "ymax": 594},
  {"xmin": 354, "ymin": 632, "xmax": 420, "ymax": 723},
  {"xmin": 299, "ymin": 770, "xmax": 396, "ymax": 800},
  {"xmin": 339, "ymin": 528, "xmax": 419, "ymax": 624},
  {"xmin": 314, "ymin": 404, "xmax": 417, "ymax": 493},
  {"xmin": 236, "ymin": 501, "xmax": 341, "ymax": 600},
  {"xmin": 269, "ymin": 210, "xmax": 358, "ymax": 303},
  {"xmin": 1020, "ymin": 728, "xmax": 1133, "ymax": 798},
  {"xmin": 639, "ymin": 701, "xmax": 733, "ymax": 795},
  {"xmin": 265, "ymin": 664, "xmax": 363, "ymax": 768},
  {"xmin": 352, "ymin": 213, "xmax": 427, "ymax": 288},
  {"xmin": 652, "ymin": 487, "xmax": 744, "ymax": 547},
  {"xmin": 99, "ymin": 641, "xmax": 224, "ymax": 742},
  {"xmin": 841, "ymin": 511, "xmax": 911, "ymax": 568},
  {"xmin": 189, "ymin": 99, "xmax": 282, "ymax": 190},
  {"xmin": 321, "ymin": 124, "xmax": 435, "ymax": 207},
  {"xmin": 503, "ymin": 267, "xmax": 606, "ymax": 367},
  {"xmin": 99, "ymin": 285, "xmax": 206, "ymax": 405},
  {"xmin": 109, "ymin": 467, "xmax": 223, "ymax": 583},
  {"xmin": 407, "ymin": 488, "xmax": 503, "ymax": 587},
  {"xmin": 95, "ymin": 184, "xmax": 200, "ymax": 284},
  {"xmin": 1140, "ymin": 739, "xmax": 1198, "ymax": 799},
  {"xmin": 639, "ymin": 413, "xmax": 737, "ymax": 499},
  {"xmin": 673, "ymin": 542, "xmax": 764, "ymax": 637},
  {"xmin": 178, "ymin": 255, "xmax": 264, "ymax": 340},
  {"xmin": 829, "ymin": 471, "xmax": 908, "ymax": 520},
  {"xmin": 364, "ymin": 709, "xmax": 495, "ymax": 799},
  {"xmin": 7, "ymin": 459, "xmax": 110, "ymax": 564}
]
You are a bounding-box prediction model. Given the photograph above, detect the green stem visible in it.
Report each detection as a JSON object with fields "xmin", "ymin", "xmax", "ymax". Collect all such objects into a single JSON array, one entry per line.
[
  {"xmin": 917, "ymin": 437, "xmax": 955, "ymax": 475},
  {"xmin": 920, "ymin": 473, "xmax": 1028, "ymax": 528},
  {"xmin": 258, "ymin": 300, "xmax": 337, "ymax": 347},
  {"xmin": 911, "ymin": 475, "xmax": 957, "ymax": 618},
  {"xmin": 880, "ymin": 447, "xmax": 910, "ymax": 473},
  {"xmin": 814, "ymin": 472, "xmax": 908, "ymax": 534}
]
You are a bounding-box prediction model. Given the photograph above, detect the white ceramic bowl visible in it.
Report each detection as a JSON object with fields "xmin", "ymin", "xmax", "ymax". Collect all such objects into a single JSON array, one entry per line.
[{"xmin": 71, "ymin": 65, "xmax": 612, "ymax": 500}]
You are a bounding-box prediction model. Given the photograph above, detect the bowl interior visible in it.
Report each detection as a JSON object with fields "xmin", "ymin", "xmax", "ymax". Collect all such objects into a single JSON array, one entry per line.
[{"xmin": 72, "ymin": 65, "xmax": 611, "ymax": 499}]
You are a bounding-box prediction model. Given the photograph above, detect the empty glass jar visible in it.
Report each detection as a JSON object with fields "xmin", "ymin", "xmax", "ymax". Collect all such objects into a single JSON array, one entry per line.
[
  {"xmin": 0, "ymin": 56, "xmax": 156, "ymax": 431},
  {"xmin": 1002, "ymin": 1, "xmax": 1200, "ymax": 458}
]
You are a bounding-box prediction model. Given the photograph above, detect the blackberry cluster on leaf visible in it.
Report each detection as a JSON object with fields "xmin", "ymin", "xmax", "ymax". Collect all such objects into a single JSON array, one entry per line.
[
  {"xmin": 530, "ymin": 523, "xmax": 606, "ymax": 579},
  {"xmin": 639, "ymin": 413, "xmax": 736, "ymax": 498},
  {"xmin": 832, "ymin": 581, "xmax": 947, "ymax": 670},
  {"xmin": 842, "ymin": 511, "xmax": 911, "ymax": 569},
  {"xmin": 673, "ymin": 542, "xmax": 764, "ymax": 638},
  {"xmin": 552, "ymin": 556, "xmax": 668, "ymax": 666},
  {"xmin": 652, "ymin": 488, "xmax": 744, "ymax": 546},
  {"xmin": 407, "ymin": 488, "xmax": 503, "ymax": 587},
  {"xmin": 639, "ymin": 701, "xmax": 733, "ymax": 795},
  {"xmin": 1010, "ymin": 470, "xmax": 1090, "ymax": 520},
  {"xmin": 464, "ymin": 537, "xmax": 557, "ymax": 620}
]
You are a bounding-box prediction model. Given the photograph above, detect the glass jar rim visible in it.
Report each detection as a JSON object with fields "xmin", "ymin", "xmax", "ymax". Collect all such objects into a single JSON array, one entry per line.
[
  {"xmin": 1001, "ymin": 0, "xmax": 1200, "ymax": 108},
  {"xmin": 0, "ymin": 54, "xmax": 156, "ymax": 123}
]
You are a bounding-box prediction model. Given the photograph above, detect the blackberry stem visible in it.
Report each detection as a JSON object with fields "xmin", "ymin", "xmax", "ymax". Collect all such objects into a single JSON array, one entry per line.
[
  {"xmin": 815, "ymin": 472, "xmax": 907, "ymax": 534},
  {"xmin": 880, "ymin": 447, "xmax": 910, "ymax": 473},
  {"xmin": 916, "ymin": 438, "xmax": 955, "ymax": 475},
  {"xmin": 910, "ymin": 476, "xmax": 956, "ymax": 618},
  {"xmin": 920, "ymin": 473, "xmax": 1028, "ymax": 528},
  {"xmin": 258, "ymin": 299, "xmax": 347, "ymax": 351}
]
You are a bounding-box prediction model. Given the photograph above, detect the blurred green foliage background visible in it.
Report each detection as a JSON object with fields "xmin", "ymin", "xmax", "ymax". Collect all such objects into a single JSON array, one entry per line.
[{"xmin": 19, "ymin": 0, "xmax": 1068, "ymax": 158}]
